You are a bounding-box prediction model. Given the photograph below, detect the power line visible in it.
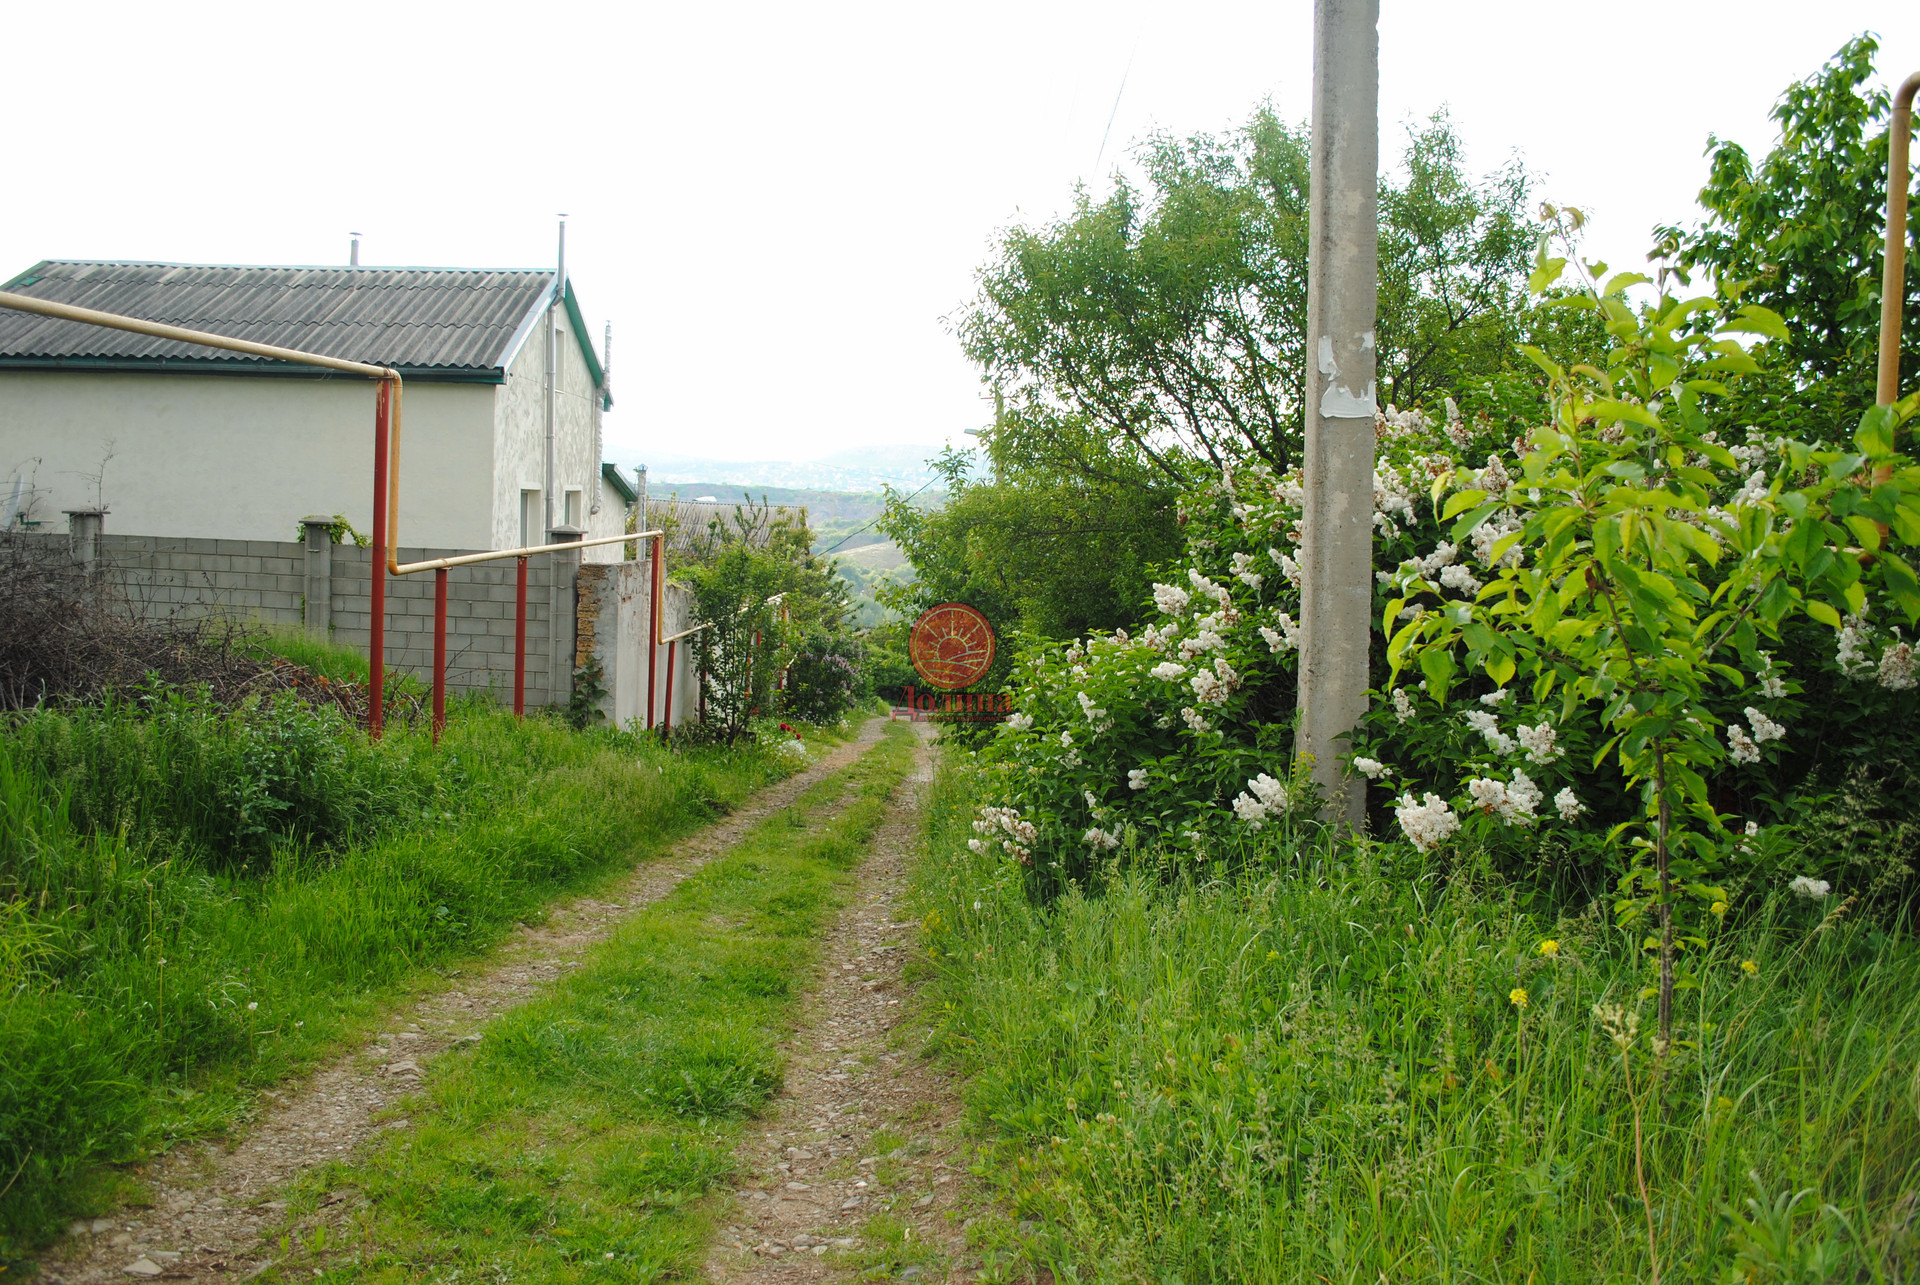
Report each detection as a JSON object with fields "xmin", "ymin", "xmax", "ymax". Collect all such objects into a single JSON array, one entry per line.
[
  {"xmin": 817, "ymin": 476, "xmax": 941, "ymax": 557},
  {"xmin": 1092, "ymin": 46, "xmax": 1137, "ymax": 176}
]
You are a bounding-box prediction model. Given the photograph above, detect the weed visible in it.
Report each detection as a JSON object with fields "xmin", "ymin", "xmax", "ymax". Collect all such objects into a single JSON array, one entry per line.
[
  {"xmin": 913, "ymin": 749, "xmax": 1920, "ymax": 1282},
  {"xmin": 0, "ymin": 692, "xmax": 844, "ymax": 1256}
]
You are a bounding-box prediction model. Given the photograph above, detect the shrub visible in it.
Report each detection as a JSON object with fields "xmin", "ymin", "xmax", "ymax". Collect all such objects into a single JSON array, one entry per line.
[
  {"xmin": 7, "ymin": 684, "xmax": 435, "ymax": 872},
  {"xmin": 969, "ymin": 227, "xmax": 1920, "ymax": 923},
  {"xmin": 781, "ymin": 630, "xmax": 871, "ymax": 723}
]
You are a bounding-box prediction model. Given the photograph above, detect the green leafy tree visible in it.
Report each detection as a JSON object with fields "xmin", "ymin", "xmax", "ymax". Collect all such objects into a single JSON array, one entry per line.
[
  {"xmin": 681, "ymin": 501, "xmax": 851, "ymax": 737},
  {"xmin": 1652, "ymin": 34, "xmax": 1917, "ymax": 435},
  {"xmin": 958, "ymin": 108, "xmax": 1537, "ymax": 485},
  {"xmin": 876, "ymin": 445, "xmax": 1180, "ymax": 644}
]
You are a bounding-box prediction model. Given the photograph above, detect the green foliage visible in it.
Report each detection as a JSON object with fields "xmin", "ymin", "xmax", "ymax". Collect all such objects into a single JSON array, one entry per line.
[
  {"xmin": 958, "ymin": 108, "xmax": 1538, "ymax": 485},
  {"xmin": 8, "ymin": 685, "xmax": 433, "ymax": 871},
  {"xmin": 965, "ymin": 481, "xmax": 1309, "ymax": 899},
  {"xmin": 568, "ymin": 654, "xmax": 608, "ymax": 729},
  {"xmin": 292, "ymin": 514, "xmax": 369, "ymax": 546},
  {"xmin": 878, "ymin": 445, "xmax": 1181, "ymax": 643},
  {"xmin": 679, "ymin": 500, "xmax": 851, "ymax": 738},
  {"xmin": 956, "ymin": 387, "xmax": 1552, "ymax": 895},
  {"xmin": 961, "ymin": 214, "xmax": 1920, "ymax": 936},
  {"xmin": 1385, "ymin": 229, "xmax": 1920, "ymax": 1036},
  {"xmin": 245, "ymin": 626, "xmax": 373, "ymax": 685},
  {"xmin": 0, "ymin": 692, "xmax": 805, "ymax": 1256},
  {"xmin": 1653, "ymin": 34, "xmax": 1916, "ymax": 427},
  {"xmin": 913, "ymin": 752, "xmax": 1920, "ymax": 1283},
  {"xmin": 859, "ymin": 619, "xmax": 918, "ymax": 702},
  {"xmin": 781, "ymin": 629, "xmax": 871, "ymax": 723}
]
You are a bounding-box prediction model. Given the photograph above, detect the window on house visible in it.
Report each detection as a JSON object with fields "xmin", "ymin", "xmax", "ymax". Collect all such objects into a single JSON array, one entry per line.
[
  {"xmin": 520, "ymin": 489, "xmax": 541, "ymax": 546},
  {"xmin": 565, "ymin": 489, "xmax": 583, "ymax": 528}
]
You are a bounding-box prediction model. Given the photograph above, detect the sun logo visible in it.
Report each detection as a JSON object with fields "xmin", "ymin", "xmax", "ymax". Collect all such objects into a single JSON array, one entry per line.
[{"xmin": 908, "ymin": 603, "xmax": 996, "ymax": 690}]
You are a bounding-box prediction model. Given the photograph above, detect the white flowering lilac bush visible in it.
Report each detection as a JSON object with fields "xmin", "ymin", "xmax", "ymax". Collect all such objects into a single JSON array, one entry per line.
[
  {"xmin": 970, "ymin": 237, "xmax": 1920, "ymax": 930},
  {"xmin": 972, "ymin": 397, "xmax": 1532, "ymax": 894},
  {"xmin": 1370, "ymin": 236, "xmax": 1920, "ymax": 1038}
]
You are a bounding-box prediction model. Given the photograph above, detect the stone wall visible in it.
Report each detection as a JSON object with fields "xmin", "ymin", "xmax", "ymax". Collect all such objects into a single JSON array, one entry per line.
[{"xmin": 573, "ymin": 559, "xmax": 700, "ymax": 732}]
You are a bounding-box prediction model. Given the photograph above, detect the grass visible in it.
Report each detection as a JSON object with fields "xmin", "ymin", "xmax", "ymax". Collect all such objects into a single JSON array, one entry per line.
[
  {"xmin": 244, "ymin": 626, "xmax": 375, "ymax": 685},
  {"xmin": 912, "ymin": 750, "xmax": 1920, "ymax": 1283},
  {"xmin": 258, "ymin": 720, "xmax": 917, "ymax": 1285},
  {"xmin": 0, "ymin": 688, "xmax": 850, "ymax": 1259}
]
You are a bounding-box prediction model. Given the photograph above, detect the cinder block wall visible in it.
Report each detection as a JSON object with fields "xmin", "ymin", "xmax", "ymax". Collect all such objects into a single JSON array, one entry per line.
[
  {"xmin": 329, "ymin": 543, "xmax": 565, "ymax": 708},
  {"xmin": 48, "ymin": 532, "xmax": 575, "ymax": 706}
]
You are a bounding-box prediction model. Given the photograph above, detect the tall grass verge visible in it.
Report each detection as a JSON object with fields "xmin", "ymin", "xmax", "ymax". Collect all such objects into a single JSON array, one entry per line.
[
  {"xmin": 913, "ymin": 751, "xmax": 1920, "ymax": 1283},
  {"xmin": 0, "ymin": 690, "xmax": 840, "ymax": 1258}
]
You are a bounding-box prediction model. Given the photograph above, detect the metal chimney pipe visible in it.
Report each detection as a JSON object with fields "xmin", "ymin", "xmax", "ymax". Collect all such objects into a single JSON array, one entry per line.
[
  {"xmin": 545, "ymin": 217, "xmax": 565, "ymax": 537},
  {"xmin": 350, "ymin": 233, "xmax": 360, "ymax": 267}
]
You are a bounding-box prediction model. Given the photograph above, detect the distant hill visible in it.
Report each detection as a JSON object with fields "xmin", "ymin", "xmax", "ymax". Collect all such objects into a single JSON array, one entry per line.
[
  {"xmin": 638, "ymin": 482, "xmax": 940, "ymax": 554},
  {"xmin": 640, "ymin": 483, "xmax": 896, "ymax": 524},
  {"xmin": 613, "ymin": 443, "xmax": 979, "ymax": 493},
  {"xmin": 632, "ymin": 480, "xmax": 931, "ymax": 626}
]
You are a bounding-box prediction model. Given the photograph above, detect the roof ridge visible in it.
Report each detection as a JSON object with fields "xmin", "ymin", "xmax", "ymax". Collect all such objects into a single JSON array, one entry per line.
[
  {"xmin": 0, "ymin": 263, "xmax": 570, "ymax": 378},
  {"xmin": 31, "ymin": 260, "xmax": 554, "ymax": 275}
]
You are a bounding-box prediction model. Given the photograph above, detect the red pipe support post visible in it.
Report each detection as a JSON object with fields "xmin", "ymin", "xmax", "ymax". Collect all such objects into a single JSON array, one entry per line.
[
  {"xmin": 432, "ymin": 567, "xmax": 448, "ymax": 742},
  {"xmin": 646, "ymin": 534, "xmax": 662, "ymax": 729},
  {"xmin": 369, "ymin": 382, "xmax": 390, "ymax": 739},
  {"xmin": 513, "ymin": 556, "xmax": 529, "ymax": 716},
  {"xmin": 663, "ymin": 640, "xmax": 677, "ymax": 738}
]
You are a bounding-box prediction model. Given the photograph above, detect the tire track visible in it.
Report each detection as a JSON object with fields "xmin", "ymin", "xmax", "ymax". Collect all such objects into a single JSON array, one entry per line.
[
  {"xmin": 41, "ymin": 719, "xmax": 891, "ymax": 1285},
  {"xmin": 708, "ymin": 726, "xmax": 1006, "ymax": 1284}
]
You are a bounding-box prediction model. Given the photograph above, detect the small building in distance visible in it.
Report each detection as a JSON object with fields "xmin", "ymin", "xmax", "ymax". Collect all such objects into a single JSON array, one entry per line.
[{"xmin": 0, "ymin": 260, "xmax": 632, "ymax": 559}]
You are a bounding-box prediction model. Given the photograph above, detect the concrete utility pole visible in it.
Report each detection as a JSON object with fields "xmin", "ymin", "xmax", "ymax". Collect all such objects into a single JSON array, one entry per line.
[{"xmin": 1295, "ymin": 0, "xmax": 1379, "ymax": 829}]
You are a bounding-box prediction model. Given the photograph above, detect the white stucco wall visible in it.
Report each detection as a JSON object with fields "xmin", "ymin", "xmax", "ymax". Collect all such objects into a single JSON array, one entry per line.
[
  {"xmin": 0, "ymin": 370, "xmax": 495, "ymax": 546},
  {"xmin": 587, "ymin": 471, "xmax": 634, "ymax": 565},
  {"xmin": 491, "ymin": 303, "xmax": 606, "ymax": 554}
]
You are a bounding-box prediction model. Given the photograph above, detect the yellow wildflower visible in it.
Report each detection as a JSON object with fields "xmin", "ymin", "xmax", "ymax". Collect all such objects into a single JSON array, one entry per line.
[
  {"xmin": 1509, "ymin": 988, "xmax": 1529, "ymax": 1008},
  {"xmin": 1538, "ymin": 939, "xmax": 1559, "ymax": 958},
  {"xmin": 1711, "ymin": 901, "xmax": 1727, "ymax": 918},
  {"xmin": 1741, "ymin": 959, "xmax": 1759, "ymax": 976},
  {"xmin": 1265, "ymin": 950, "xmax": 1279, "ymax": 963}
]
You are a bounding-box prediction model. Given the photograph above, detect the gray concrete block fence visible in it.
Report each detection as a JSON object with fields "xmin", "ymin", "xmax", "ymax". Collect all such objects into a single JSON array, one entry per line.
[
  {"xmin": 30, "ymin": 510, "xmax": 710, "ymax": 727},
  {"xmin": 42, "ymin": 518, "xmax": 586, "ymax": 709}
]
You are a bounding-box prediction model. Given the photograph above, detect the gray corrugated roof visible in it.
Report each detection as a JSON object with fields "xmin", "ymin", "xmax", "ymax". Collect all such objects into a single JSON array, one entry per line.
[{"xmin": 0, "ymin": 260, "xmax": 556, "ymax": 376}]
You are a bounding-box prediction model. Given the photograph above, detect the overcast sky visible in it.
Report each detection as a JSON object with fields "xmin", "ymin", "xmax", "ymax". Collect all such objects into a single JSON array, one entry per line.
[{"xmin": 3, "ymin": 2, "xmax": 1915, "ymax": 466}]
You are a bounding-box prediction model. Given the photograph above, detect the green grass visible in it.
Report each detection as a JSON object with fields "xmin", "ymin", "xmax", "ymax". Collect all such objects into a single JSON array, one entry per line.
[
  {"xmin": 0, "ymin": 693, "xmax": 851, "ymax": 1258},
  {"xmin": 246, "ymin": 626, "xmax": 376, "ymax": 685},
  {"xmin": 259, "ymin": 720, "xmax": 917, "ymax": 1285},
  {"xmin": 913, "ymin": 750, "xmax": 1920, "ymax": 1283}
]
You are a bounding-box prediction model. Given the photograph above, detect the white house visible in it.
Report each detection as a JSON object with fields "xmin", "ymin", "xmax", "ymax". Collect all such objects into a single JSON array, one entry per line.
[{"xmin": 0, "ymin": 260, "xmax": 633, "ymax": 560}]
